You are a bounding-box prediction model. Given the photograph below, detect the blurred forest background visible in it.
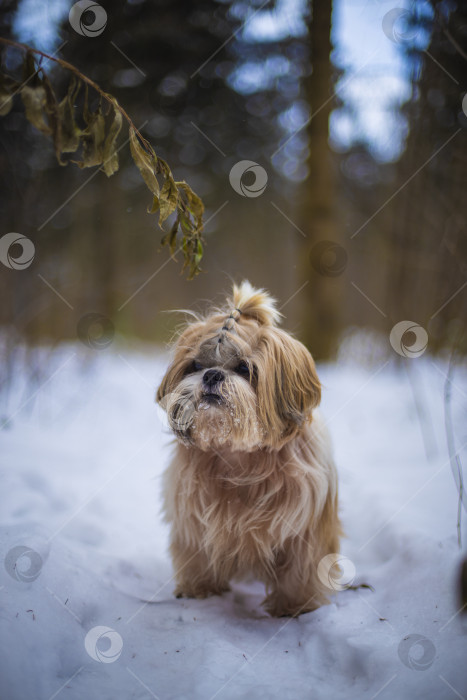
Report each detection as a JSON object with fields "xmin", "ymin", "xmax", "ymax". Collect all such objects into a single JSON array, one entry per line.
[{"xmin": 0, "ymin": 0, "xmax": 466, "ymax": 361}]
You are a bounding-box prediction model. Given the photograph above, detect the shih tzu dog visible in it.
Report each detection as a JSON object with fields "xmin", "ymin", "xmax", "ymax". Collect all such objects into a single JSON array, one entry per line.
[{"xmin": 157, "ymin": 281, "xmax": 341, "ymax": 617}]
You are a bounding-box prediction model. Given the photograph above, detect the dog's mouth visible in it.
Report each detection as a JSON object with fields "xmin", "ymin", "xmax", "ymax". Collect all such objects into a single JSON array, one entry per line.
[{"xmin": 199, "ymin": 393, "xmax": 224, "ymax": 407}]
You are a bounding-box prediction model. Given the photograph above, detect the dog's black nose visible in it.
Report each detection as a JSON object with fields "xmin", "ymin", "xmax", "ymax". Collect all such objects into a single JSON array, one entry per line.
[{"xmin": 203, "ymin": 369, "xmax": 225, "ymax": 388}]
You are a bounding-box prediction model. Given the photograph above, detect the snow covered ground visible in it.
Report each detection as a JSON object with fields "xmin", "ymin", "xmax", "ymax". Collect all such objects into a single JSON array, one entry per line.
[{"xmin": 1, "ymin": 342, "xmax": 466, "ymax": 700}]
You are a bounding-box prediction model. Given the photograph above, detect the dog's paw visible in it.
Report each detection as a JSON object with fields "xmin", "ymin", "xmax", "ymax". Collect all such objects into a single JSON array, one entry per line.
[
  {"xmin": 174, "ymin": 582, "xmax": 231, "ymax": 600},
  {"xmin": 174, "ymin": 586, "xmax": 212, "ymax": 600},
  {"xmin": 262, "ymin": 593, "xmax": 319, "ymax": 618}
]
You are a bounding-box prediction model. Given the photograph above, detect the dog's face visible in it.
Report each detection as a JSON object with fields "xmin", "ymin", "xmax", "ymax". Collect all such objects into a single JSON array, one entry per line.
[{"xmin": 156, "ymin": 282, "xmax": 321, "ymax": 451}]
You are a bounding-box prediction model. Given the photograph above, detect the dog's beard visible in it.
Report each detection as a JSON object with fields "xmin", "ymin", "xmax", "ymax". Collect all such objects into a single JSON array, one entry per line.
[{"xmin": 164, "ymin": 374, "xmax": 263, "ymax": 451}]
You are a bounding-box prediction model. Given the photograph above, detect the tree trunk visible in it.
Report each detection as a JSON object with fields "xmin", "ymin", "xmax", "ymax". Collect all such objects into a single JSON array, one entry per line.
[{"xmin": 299, "ymin": 0, "xmax": 341, "ymax": 360}]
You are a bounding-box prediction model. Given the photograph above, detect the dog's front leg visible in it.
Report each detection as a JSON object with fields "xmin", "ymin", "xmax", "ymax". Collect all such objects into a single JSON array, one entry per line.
[
  {"xmin": 170, "ymin": 536, "xmax": 231, "ymax": 599},
  {"xmin": 262, "ymin": 546, "xmax": 330, "ymax": 617}
]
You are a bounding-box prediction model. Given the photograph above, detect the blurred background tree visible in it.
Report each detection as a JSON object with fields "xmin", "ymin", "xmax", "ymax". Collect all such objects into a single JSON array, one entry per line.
[
  {"xmin": 386, "ymin": 0, "xmax": 467, "ymax": 353},
  {"xmin": 299, "ymin": 0, "xmax": 341, "ymax": 358},
  {"xmin": 0, "ymin": 0, "xmax": 466, "ymax": 361}
]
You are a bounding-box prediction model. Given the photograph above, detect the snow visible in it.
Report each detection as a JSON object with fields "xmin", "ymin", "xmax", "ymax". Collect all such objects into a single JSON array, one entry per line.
[{"xmin": 1, "ymin": 344, "xmax": 466, "ymax": 700}]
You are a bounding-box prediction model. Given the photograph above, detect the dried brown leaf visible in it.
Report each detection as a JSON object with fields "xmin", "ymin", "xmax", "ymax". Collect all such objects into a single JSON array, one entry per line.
[
  {"xmin": 129, "ymin": 127, "xmax": 160, "ymax": 196},
  {"xmin": 58, "ymin": 77, "xmax": 82, "ymax": 156},
  {"xmin": 75, "ymin": 86, "xmax": 105, "ymax": 168},
  {"xmin": 21, "ymin": 84, "xmax": 50, "ymax": 133},
  {"xmin": 0, "ymin": 75, "xmax": 17, "ymax": 116},
  {"xmin": 159, "ymin": 177, "xmax": 178, "ymax": 223},
  {"xmin": 102, "ymin": 95, "xmax": 122, "ymax": 177}
]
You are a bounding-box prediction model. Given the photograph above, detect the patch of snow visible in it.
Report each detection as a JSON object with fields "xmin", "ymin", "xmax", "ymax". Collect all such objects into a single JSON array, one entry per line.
[{"xmin": 0, "ymin": 347, "xmax": 466, "ymax": 700}]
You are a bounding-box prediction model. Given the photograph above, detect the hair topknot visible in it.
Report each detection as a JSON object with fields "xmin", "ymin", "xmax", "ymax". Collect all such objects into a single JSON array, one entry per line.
[{"xmin": 229, "ymin": 281, "xmax": 282, "ymax": 326}]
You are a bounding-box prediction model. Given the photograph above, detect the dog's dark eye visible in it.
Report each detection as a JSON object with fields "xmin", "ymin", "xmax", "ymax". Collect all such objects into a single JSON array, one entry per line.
[
  {"xmin": 185, "ymin": 360, "xmax": 203, "ymax": 375},
  {"xmin": 235, "ymin": 361, "xmax": 250, "ymax": 378}
]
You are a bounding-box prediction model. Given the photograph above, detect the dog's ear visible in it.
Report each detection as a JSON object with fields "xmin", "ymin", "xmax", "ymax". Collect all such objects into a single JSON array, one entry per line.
[
  {"xmin": 254, "ymin": 326, "xmax": 321, "ymax": 444},
  {"xmin": 156, "ymin": 362, "xmax": 179, "ymax": 405},
  {"xmin": 156, "ymin": 322, "xmax": 204, "ymax": 405}
]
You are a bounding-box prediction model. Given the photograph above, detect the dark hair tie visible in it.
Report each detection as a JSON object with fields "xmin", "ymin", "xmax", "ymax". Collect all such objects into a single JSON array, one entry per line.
[{"xmin": 219, "ymin": 308, "xmax": 242, "ymax": 334}]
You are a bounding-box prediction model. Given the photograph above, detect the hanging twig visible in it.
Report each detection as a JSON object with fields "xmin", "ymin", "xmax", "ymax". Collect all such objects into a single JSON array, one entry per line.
[
  {"xmin": 0, "ymin": 37, "xmax": 149, "ymax": 148},
  {"xmin": 443, "ymin": 328, "xmax": 466, "ymax": 548},
  {"xmin": 0, "ymin": 37, "xmax": 205, "ymax": 278},
  {"xmin": 404, "ymin": 358, "xmax": 437, "ymax": 462}
]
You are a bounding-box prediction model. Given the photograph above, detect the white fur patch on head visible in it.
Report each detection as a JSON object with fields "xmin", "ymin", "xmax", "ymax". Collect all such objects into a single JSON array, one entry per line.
[{"xmin": 230, "ymin": 280, "xmax": 282, "ymax": 326}]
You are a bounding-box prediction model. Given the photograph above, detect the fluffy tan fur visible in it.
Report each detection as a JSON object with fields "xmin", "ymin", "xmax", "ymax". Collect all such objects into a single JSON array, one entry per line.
[{"xmin": 157, "ymin": 281, "xmax": 342, "ymax": 617}]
